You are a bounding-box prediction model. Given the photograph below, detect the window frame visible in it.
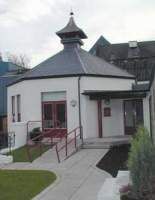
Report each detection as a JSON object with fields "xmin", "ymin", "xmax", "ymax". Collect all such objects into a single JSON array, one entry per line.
[
  {"xmin": 17, "ymin": 94, "xmax": 21, "ymax": 122},
  {"xmin": 11, "ymin": 96, "xmax": 15, "ymax": 122}
]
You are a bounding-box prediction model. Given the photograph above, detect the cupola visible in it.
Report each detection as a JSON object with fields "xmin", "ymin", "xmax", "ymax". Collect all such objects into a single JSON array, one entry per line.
[{"xmin": 56, "ymin": 12, "xmax": 87, "ymax": 47}]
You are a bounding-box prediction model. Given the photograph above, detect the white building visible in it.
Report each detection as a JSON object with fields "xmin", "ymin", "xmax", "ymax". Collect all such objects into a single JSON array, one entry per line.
[{"xmin": 7, "ymin": 13, "xmax": 150, "ymax": 149}]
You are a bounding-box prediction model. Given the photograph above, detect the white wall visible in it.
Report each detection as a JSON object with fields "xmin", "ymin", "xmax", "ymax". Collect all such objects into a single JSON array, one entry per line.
[
  {"xmin": 8, "ymin": 76, "xmax": 135, "ymax": 147},
  {"xmin": 102, "ymin": 99, "xmax": 124, "ymax": 137},
  {"xmin": 80, "ymin": 77, "xmax": 134, "ymax": 138},
  {"xmin": 101, "ymin": 97, "xmax": 150, "ymax": 138},
  {"xmin": 81, "ymin": 77, "xmax": 134, "ymax": 91},
  {"xmin": 8, "ymin": 122, "xmax": 27, "ymax": 149},
  {"xmin": 81, "ymin": 95, "xmax": 98, "ymax": 138},
  {"xmin": 8, "ymin": 77, "xmax": 80, "ymax": 148}
]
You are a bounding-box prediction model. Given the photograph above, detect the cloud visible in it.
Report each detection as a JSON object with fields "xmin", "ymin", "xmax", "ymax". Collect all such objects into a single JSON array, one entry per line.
[{"xmin": 0, "ymin": 0, "xmax": 155, "ymax": 67}]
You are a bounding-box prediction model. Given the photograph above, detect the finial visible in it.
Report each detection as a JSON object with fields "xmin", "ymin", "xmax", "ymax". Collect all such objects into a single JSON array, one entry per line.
[{"xmin": 70, "ymin": 8, "xmax": 74, "ymax": 16}]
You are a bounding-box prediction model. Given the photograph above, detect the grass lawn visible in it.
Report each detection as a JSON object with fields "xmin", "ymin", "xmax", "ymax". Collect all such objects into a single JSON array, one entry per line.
[
  {"xmin": 9, "ymin": 145, "xmax": 51, "ymax": 162},
  {"xmin": 0, "ymin": 170, "xmax": 56, "ymax": 200}
]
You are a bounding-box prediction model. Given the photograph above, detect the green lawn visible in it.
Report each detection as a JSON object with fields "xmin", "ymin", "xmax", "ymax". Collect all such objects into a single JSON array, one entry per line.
[
  {"xmin": 0, "ymin": 170, "xmax": 56, "ymax": 200},
  {"xmin": 9, "ymin": 145, "xmax": 50, "ymax": 162}
]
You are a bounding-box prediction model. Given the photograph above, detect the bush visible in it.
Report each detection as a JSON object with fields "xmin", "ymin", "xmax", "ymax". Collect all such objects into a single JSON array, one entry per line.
[
  {"xmin": 127, "ymin": 126, "xmax": 155, "ymax": 200},
  {"xmin": 30, "ymin": 127, "xmax": 41, "ymax": 142}
]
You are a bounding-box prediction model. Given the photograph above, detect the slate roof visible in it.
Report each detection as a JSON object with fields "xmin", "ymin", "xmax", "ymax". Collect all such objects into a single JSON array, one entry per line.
[
  {"xmin": 8, "ymin": 46, "xmax": 134, "ymax": 86},
  {"xmin": 89, "ymin": 36, "xmax": 110, "ymax": 55},
  {"xmin": 90, "ymin": 38, "xmax": 155, "ymax": 81},
  {"xmin": 97, "ymin": 41, "xmax": 155, "ymax": 60}
]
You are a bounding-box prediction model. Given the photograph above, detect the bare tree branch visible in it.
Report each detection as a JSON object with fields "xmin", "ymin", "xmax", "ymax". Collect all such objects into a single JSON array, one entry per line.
[{"xmin": 6, "ymin": 53, "xmax": 30, "ymax": 68}]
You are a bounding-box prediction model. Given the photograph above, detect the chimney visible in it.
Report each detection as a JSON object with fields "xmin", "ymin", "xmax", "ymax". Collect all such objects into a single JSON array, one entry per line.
[
  {"xmin": 128, "ymin": 41, "xmax": 138, "ymax": 48},
  {"xmin": 128, "ymin": 41, "xmax": 140, "ymax": 58}
]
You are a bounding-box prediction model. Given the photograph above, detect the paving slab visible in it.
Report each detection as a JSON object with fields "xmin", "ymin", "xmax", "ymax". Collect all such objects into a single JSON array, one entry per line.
[{"xmin": 0, "ymin": 148, "xmax": 111, "ymax": 200}]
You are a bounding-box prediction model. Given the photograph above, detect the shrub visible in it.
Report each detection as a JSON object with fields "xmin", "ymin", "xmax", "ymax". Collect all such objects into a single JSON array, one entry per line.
[
  {"xmin": 30, "ymin": 127, "xmax": 41, "ymax": 142},
  {"xmin": 127, "ymin": 126, "xmax": 155, "ymax": 199}
]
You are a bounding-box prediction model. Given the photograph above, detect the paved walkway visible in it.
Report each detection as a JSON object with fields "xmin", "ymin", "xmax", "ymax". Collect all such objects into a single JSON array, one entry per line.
[{"xmin": 0, "ymin": 148, "xmax": 111, "ymax": 200}]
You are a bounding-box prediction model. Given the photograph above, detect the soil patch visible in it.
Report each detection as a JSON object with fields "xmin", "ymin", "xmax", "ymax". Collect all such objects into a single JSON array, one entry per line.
[{"xmin": 97, "ymin": 144, "xmax": 130, "ymax": 177}]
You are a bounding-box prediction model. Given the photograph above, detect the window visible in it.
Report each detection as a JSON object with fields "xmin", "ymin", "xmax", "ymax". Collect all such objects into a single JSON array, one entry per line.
[
  {"xmin": 104, "ymin": 107, "xmax": 111, "ymax": 117},
  {"xmin": 11, "ymin": 96, "xmax": 15, "ymax": 122},
  {"xmin": 42, "ymin": 91, "xmax": 66, "ymax": 101},
  {"xmin": 17, "ymin": 95, "xmax": 21, "ymax": 122},
  {"xmin": 11, "ymin": 95, "xmax": 21, "ymax": 122},
  {"xmin": 42, "ymin": 101, "xmax": 67, "ymax": 129}
]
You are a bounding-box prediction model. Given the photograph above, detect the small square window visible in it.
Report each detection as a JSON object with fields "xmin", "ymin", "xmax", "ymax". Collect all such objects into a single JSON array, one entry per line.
[{"xmin": 104, "ymin": 107, "xmax": 111, "ymax": 117}]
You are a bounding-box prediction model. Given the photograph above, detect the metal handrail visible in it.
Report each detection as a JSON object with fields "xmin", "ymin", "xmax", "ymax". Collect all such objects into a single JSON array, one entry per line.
[
  {"xmin": 26, "ymin": 128, "xmax": 66, "ymax": 162},
  {"xmin": 26, "ymin": 125, "xmax": 82, "ymax": 163},
  {"xmin": 55, "ymin": 126, "xmax": 82, "ymax": 163}
]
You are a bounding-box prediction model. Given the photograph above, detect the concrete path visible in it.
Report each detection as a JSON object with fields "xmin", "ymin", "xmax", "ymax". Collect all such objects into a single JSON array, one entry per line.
[{"xmin": 0, "ymin": 148, "xmax": 111, "ymax": 200}]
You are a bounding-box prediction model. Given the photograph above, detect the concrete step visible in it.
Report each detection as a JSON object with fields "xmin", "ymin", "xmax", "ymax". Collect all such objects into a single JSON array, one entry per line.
[
  {"xmin": 83, "ymin": 137, "xmax": 131, "ymax": 149},
  {"xmin": 82, "ymin": 141, "xmax": 110, "ymax": 149}
]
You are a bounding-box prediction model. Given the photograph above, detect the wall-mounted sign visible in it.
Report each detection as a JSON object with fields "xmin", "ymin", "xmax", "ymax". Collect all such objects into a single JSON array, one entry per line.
[{"xmin": 104, "ymin": 107, "xmax": 111, "ymax": 117}]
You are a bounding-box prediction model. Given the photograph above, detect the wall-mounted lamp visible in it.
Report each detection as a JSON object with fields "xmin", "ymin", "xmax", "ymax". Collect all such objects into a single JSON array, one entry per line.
[
  {"xmin": 70, "ymin": 100, "xmax": 77, "ymax": 107},
  {"xmin": 104, "ymin": 98, "xmax": 110, "ymax": 106}
]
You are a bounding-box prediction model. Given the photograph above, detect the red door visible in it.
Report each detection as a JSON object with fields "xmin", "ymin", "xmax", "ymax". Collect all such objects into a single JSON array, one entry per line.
[{"xmin": 42, "ymin": 101, "xmax": 67, "ymax": 133}]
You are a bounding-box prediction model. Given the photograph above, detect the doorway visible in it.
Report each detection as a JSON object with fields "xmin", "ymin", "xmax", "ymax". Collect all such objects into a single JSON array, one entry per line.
[
  {"xmin": 124, "ymin": 99, "xmax": 143, "ymax": 135},
  {"xmin": 42, "ymin": 101, "xmax": 67, "ymax": 133}
]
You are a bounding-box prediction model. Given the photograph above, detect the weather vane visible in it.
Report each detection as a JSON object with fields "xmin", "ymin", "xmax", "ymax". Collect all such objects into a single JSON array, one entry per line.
[{"xmin": 70, "ymin": 7, "xmax": 74, "ymax": 16}]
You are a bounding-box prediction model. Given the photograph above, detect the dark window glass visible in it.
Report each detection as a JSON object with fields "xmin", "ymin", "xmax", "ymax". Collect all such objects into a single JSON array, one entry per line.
[
  {"xmin": 135, "ymin": 100, "xmax": 143, "ymax": 125},
  {"xmin": 43, "ymin": 104, "xmax": 54, "ymax": 128},
  {"xmin": 17, "ymin": 95, "xmax": 21, "ymax": 122},
  {"xmin": 11, "ymin": 96, "xmax": 15, "ymax": 122},
  {"xmin": 56, "ymin": 104, "xmax": 66, "ymax": 128}
]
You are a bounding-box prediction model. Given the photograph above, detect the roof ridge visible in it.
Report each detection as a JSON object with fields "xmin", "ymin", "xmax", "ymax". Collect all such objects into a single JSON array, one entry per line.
[
  {"xmin": 74, "ymin": 48, "xmax": 87, "ymax": 73},
  {"xmin": 111, "ymin": 40, "xmax": 155, "ymax": 46}
]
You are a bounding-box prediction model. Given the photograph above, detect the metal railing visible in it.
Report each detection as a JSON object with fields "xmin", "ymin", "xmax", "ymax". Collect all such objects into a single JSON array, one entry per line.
[
  {"xmin": 26, "ymin": 126, "xmax": 83, "ymax": 163},
  {"xmin": 55, "ymin": 126, "xmax": 82, "ymax": 163},
  {"xmin": 0, "ymin": 132, "xmax": 15, "ymax": 151}
]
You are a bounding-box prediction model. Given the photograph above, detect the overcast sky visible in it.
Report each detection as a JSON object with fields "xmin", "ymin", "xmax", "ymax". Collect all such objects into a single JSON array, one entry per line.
[{"xmin": 0, "ymin": 0, "xmax": 155, "ymax": 67}]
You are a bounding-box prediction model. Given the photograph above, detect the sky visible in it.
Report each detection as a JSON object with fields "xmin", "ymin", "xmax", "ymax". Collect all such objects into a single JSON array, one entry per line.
[{"xmin": 0, "ymin": 0, "xmax": 155, "ymax": 67}]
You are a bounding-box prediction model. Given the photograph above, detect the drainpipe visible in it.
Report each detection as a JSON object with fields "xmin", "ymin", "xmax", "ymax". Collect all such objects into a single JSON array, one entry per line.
[{"xmin": 78, "ymin": 76, "xmax": 83, "ymax": 145}]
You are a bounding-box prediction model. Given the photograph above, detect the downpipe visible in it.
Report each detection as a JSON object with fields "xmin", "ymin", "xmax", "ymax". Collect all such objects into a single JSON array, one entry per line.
[{"xmin": 78, "ymin": 76, "xmax": 83, "ymax": 147}]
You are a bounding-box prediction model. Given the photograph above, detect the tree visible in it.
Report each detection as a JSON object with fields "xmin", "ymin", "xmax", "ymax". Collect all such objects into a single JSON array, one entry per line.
[{"xmin": 7, "ymin": 53, "xmax": 30, "ymax": 68}]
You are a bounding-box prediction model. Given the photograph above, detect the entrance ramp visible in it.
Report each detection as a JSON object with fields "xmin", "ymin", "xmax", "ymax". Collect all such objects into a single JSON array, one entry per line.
[{"xmin": 26, "ymin": 126, "xmax": 83, "ymax": 163}]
